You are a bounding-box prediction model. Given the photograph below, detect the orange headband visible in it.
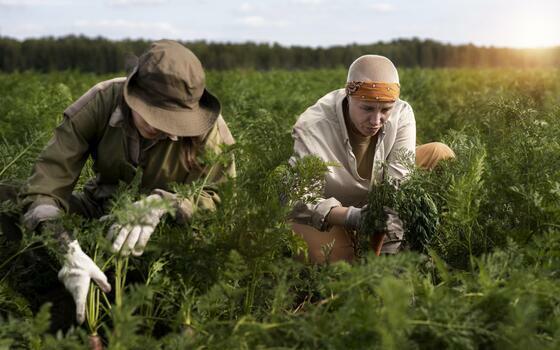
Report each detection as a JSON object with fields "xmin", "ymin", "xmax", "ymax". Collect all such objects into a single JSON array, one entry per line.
[{"xmin": 345, "ymin": 81, "xmax": 400, "ymax": 102}]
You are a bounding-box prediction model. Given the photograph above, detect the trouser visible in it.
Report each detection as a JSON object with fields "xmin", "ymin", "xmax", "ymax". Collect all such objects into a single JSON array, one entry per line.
[
  {"xmin": 0, "ymin": 185, "xmax": 104, "ymax": 332},
  {"xmin": 293, "ymin": 142, "xmax": 456, "ymax": 264}
]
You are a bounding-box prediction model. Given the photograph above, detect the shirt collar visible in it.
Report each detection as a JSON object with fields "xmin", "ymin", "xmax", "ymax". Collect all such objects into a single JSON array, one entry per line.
[
  {"xmin": 336, "ymin": 92, "xmax": 351, "ymax": 146},
  {"xmin": 108, "ymin": 104, "xmax": 126, "ymax": 127}
]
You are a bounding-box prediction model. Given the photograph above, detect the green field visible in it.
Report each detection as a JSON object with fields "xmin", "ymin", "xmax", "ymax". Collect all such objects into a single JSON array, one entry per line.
[{"xmin": 1, "ymin": 68, "xmax": 560, "ymax": 349}]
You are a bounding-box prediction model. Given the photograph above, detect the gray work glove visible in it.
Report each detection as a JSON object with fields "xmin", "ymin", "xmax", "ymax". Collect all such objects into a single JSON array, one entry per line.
[
  {"xmin": 344, "ymin": 205, "xmax": 368, "ymax": 231},
  {"xmin": 380, "ymin": 207, "xmax": 405, "ymax": 254},
  {"xmin": 22, "ymin": 203, "xmax": 61, "ymax": 231},
  {"xmin": 344, "ymin": 206, "xmax": 403, "ymax": 236}
]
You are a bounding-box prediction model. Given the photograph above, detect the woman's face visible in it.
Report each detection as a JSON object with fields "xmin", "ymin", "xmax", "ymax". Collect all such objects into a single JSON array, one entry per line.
[
  {"xmin": 347, "ymin": 97, "xmax": 396, "ymax": 137},
  {"xmin": 131, "ymin": 109, "xmax": 178, "ymax": 141}
]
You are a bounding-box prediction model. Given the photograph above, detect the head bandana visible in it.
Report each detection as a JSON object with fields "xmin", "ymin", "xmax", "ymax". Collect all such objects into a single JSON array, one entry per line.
[
  {"xmin": 345, "ymin": 81, "xmax": 400, "ymax": 102},
  {"xmin": 346, "ymin": 55, "xmax": 400, "ymax": 102}
]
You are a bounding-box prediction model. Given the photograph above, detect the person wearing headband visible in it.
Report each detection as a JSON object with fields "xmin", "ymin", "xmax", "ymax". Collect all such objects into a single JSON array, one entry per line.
[
  {"xmin": 0, "ymin": 40, "xmax": 236, "ymax": 329},
  {"xmin": 289, "ymin": 55, "xmax": 454, "ymax": 263}
]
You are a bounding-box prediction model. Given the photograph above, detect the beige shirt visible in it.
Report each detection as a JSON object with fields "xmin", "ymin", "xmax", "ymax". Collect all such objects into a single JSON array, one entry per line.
[
  {"xmin": 289, "ymin": 89, "xmax": 416, "ymax": 230},
  {"xmin": 344, "ymin": 100, "xmax": 376, "ymax": 180}
]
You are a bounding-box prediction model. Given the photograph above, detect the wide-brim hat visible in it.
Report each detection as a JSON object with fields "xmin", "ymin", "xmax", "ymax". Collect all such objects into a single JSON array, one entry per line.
[{"xmin": 124, "ymin": 40, "xmax": 221, "ymax": 137}]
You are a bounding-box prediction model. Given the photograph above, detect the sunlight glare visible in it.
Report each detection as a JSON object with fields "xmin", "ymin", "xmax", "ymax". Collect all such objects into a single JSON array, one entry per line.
[{"xmin": 509, "ymin": 17, "xmax": 559, "ymax": 48}]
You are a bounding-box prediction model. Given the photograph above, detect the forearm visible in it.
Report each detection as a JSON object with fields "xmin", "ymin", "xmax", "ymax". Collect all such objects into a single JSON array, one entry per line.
[{"xmin": 326, "ymin": 206, "xmax": 349, "ymax": 226}]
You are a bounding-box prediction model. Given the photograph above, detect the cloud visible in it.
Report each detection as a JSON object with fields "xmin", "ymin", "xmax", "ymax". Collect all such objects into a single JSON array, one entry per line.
[
  {"xmin": 0, "ymin": 0, "xmax": 69, "ymax": 7},
  {"xmin": 291, "ymin": 0, "xmax": 322, "ymax": 4},
  {"xmin": 238, "ymin": 16, "xmax": 266, "ymax": 27},
  {"xmin": 1, "ymin": 23, "xmax": 47, "ymax": 38},
  {"xmin": 239, "ymin": 2, "xmax": 254, "ymax": 13},
  {"xmin": 107, "ymin": 0, "xmax": 168, "ymax": 6},
  {"xmin": 370, "ymin": 3, "xmax": 395, "ymax": 13},
  {"xmin": 236, "ymin": 16, "xmax": 288, "ymax": 28},
  {"xmin": 74, "ymin": 19, "xmax": 180, "ymax": 36}
]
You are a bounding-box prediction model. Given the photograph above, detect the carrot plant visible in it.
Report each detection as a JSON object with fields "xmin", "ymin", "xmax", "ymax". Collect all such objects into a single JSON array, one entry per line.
[{"xmin": 1, "ymin": 68, "xmax": 559, "ymax": 349}]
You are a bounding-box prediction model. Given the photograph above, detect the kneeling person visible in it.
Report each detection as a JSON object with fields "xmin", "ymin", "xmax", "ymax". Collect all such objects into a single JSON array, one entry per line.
[
  {"xmin": 289, "ymin": 55, "xmax": 454, "ymax": 263},
  {"xmin": 1, "ymin": 40, "xmax": 235, "ymax": 327}
]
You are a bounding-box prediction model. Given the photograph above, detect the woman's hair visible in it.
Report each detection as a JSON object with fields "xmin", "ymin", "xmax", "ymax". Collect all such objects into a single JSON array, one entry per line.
[{"xmin": 182, "ymin": 136, "xmax": 203, "ymax": 170}]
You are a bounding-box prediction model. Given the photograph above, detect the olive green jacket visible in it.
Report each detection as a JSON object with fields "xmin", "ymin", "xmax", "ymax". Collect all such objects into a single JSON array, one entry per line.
[{"xmin": 21, "ymin": 77, "xmax": 236, "ymax": 223}]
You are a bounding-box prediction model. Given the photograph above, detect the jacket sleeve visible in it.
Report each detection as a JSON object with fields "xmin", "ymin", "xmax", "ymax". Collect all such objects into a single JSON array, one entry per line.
[
  {"xmin": 153, "ymin": 117, "xmax": 236, "ymax": 224},
  {"xmin": 287, "ymin": 125, "xmax": 341, "ymax": 231},
  {"xmin": 20, "ymin": 88, "xmax": 109, "ymax": 213},
  {"xmin": 386, "ymin": 103, "xmax": 416, "ymax": 181}
]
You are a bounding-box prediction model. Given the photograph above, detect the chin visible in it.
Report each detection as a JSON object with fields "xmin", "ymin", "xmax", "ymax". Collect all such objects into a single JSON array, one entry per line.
[
  {"xmin": 141, "ymin": 131, "xmax": 159, "ymax": 139},
  {"xmin": 362, "ymin": 129, "xmax": 379, "ymax": 137}
]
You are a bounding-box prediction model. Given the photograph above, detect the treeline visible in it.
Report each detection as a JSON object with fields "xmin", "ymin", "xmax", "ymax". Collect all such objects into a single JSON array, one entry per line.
[{"xmin": 1, "ymin": 35, "xmax": 559, "ymax": 72}]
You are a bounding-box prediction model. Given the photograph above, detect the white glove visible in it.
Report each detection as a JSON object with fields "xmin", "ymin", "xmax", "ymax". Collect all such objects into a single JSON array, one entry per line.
[
  {"xmin": 58, "ymin": 240, "xmax": 111, "ymax": 324},
  {"xmin": 107, "ymin": 194, "xmax": 167, "ymax": 256}
]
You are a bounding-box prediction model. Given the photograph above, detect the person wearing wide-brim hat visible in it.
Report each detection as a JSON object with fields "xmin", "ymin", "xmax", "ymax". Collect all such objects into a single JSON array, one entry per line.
[
  {"xmin": 289, "ymin": 55, "xmax": 455, "ymax": 263},
  {"xmin": 2, "ymin": 39, "xmax": 235, "ymax": 328}
]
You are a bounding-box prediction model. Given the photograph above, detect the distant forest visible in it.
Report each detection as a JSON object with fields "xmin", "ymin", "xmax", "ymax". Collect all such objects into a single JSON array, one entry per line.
[{"xmin": 1, "ymin": 35, "xmax": 559, "ymax": 72}]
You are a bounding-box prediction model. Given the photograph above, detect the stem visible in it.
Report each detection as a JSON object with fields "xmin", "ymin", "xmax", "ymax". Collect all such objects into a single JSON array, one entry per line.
[
  {"xmin": 101, "ymin": 293, "xmax": 112, "ymax": 313},
  {"xmin": 0, "ymin": 132, "xmax": 45, "ymax": 178},
  {"xmin": 180, "ymin": 287, "xmax": 194, "ymax": 328},
  {"xmin": 193, "ymin": 163, "xmax": 218, "ymax": 208},
  {"xmin": 86, "ymin": 243, "xmax": 103, "ymax": 335},
  {"xmin": 87, "ymin": 285, "xmax": 100, "ymax": 335},
  {"xmin": 407, "ymin": 319, "xmax": 495, "ymax": 336},
  {"xmin": 0, "ymin": 242, "xmax": 45, "ymax": 280},
  {"xmin": 114, "ymin": 256, "xmax": 129, "ymax": 308},
  {"xmin": 243, "ymin": 264, "xmax": 259, "ymax": 314}
]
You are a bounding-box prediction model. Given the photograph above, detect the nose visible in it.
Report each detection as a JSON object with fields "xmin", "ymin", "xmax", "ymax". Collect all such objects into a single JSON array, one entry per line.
[{"xmin": 369, "ymin": 112, "xmax": 383, "ymax": 127}]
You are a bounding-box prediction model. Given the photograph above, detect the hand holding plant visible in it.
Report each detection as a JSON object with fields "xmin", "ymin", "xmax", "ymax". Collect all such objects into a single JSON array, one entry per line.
[
  {"xmin": 58, "ymin": 240, "xmax": 111, "ymax": 324},
  {"xmin": 344, "ymin": 205, "xmax": 368, "ymax": 231},
  {"xmin": 106, "ymin": 194, "xmax": 169, "ymax": 256}
]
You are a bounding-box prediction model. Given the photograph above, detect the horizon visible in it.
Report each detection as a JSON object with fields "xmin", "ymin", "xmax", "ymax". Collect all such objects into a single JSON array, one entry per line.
[
  {"xmin": 1, "ymin": 34, "xmax": 560, "ymax": 51},
  {"xmin": 1, "ymin": 0, "xmax": 559, "ymax": 50}
]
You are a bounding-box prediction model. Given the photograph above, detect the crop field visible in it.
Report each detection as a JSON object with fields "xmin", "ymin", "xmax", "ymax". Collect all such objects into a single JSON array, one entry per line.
[{"xmin": 1, "ymin": 68, "xmax": 560, "ymax": 349}]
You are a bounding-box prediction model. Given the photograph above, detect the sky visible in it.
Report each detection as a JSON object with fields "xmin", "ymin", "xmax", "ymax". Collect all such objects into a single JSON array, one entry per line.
[{"xmin": 0, "ymin": 0, "xmax": 559, "ymax": 48}]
